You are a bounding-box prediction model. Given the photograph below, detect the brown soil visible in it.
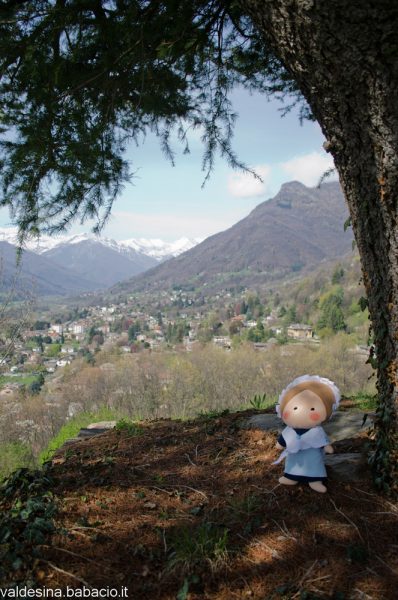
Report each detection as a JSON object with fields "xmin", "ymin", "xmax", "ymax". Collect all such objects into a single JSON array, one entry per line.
[{"xmin": 38, "ymin": 409, "xmax": 398, "ymax": 599}]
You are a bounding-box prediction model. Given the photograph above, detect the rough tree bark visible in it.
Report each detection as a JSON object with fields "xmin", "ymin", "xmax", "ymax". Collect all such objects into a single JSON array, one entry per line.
[{"xmin": 244, "ymin": 0, "xmax": 398, "ymax": 492}]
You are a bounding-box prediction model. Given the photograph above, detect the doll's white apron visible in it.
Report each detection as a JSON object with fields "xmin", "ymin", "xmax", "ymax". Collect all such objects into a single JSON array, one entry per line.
[{"xmin": 274, "ymin": 426, "xmax": 330, "ymax": 480}]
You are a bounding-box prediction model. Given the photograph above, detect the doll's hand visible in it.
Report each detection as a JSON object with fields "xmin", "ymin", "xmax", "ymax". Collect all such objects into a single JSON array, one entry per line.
[
  {"xmin": 324, "ymin": 444, "xmax": 334, "ymax": 454},
  {"xmin": 276, "ymin": 442, "xmax": 284, "ymax": 450}
]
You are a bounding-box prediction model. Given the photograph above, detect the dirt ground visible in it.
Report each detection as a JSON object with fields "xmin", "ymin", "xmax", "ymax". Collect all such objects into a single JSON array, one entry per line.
[{"xmin": 37, "ymin": 409, "xmax": 398, "ymax": 599}]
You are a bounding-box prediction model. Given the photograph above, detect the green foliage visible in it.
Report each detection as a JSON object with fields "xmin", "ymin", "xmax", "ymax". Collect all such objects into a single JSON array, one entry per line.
[
  {"xmin": 166, "ymin": 322, "xmax": 189, "ymax": 344},
  {"xmin": 167, "ymin": 521, "xmax": 229, "ymax": 573},
  {"xmin": 283, "ymin": 305, "xmax": 297, "ymax": 324},
  {"xmin": 331, "ymin": 265, "xmax": 345, "ymax": 284},
  {"xmin": 39, "ymin": 406, "xmax": 121, "ymax": 463},
  {"xmin": 276, "ymin": 331, "xmax": 288, "ymax": 345},
  {"xmin": 115, "ymin": 418, "xmax": 144, "ymax": 437},
  {"xmin": 249, "ymin": 393, "xmax": 269, "ymax": 410},
  {"xmin": 128, "ymin": 322, "xmax": 141, "ymax": 341},
  {"xmin": 87, "ymin": 326, "xmax": 104, "ymax": 345},
  {"xmin": 0, "ymin": 442, "xmax": 34, "ymax": 482},
  {"xmin": 317, "ymin": 288, "xmax": 346, "ymax": 333},
  {"xmin": 0, "ymin": 1, "xmax": 297, "ymax": 240},
  {"xmin": 28, "ymin": 373, "xmax": 45, "ymax": 395},
  {"xmin": 245, "ymin": 321, "xmax": 271, "ymax": 343},
  {"xmin": 45, "ymin": 343, "xmax": 61, "ymax": 358},
  {"xmin": 349, "ymin": 393, "xmax": 377, "ymax": 411},
  {"xmin": 368, "ymin": 393, "xmax": 398, "ymax": 496},
  {"xmin": 0, "ymin": 467, "xmax": 57, "ymax": 585},
  {"xmin": 359, "ymin": 296, "xmax": 369, "ymax": 311},
  {"xmin": 0, "ymin": 374, "xmax": 38, "ymax": 387}
]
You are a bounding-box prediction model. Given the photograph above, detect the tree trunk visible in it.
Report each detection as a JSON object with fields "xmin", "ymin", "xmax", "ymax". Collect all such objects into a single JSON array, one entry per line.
[{"xmin": 244, "ymin": 0, "xmax": 398, "ymax": 493}]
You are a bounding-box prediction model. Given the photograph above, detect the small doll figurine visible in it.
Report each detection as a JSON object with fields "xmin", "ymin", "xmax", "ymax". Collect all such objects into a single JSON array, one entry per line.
[{"xmin": 274, "ymin": 375, "xmax": 340, "ymax": 493}]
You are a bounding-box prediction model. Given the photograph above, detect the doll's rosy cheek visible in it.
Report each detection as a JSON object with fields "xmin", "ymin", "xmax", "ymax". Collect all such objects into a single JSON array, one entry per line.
[
  {"xmin": 282, "ymin": 410, "xmax": 290, "ymax": 419},
  {"xmin": 310, "ymin": 412, "xmax": 320, "ymax": 421}
]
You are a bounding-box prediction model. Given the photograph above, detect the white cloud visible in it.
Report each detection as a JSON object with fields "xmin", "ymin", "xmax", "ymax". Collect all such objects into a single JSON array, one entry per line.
[
  {"xmin": 227, "ymin": 164, "xmax": 271, "ymax": 198},
  {"xmin": 104, "ymin": 210, "xmax": 246, "ymax": 241},
  {"xmin": 281, "ymin": 151, "xmax": 337, "ymax": 187}
]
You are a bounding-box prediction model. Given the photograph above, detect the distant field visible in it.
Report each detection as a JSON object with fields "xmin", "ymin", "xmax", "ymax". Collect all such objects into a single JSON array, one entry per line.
[{"xmin": 0, "ymin": 374, "xmax": 39, "ymax": 387}]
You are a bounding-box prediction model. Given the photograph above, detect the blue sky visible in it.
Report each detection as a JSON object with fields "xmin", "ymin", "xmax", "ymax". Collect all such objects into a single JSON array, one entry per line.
[{"xmin": 0, "ymin": 86, "xmax": 337, "ymax": 241}]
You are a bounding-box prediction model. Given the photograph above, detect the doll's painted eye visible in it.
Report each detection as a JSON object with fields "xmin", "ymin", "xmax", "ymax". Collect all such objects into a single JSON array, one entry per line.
[
  {"xmin": 293, "ymin": 407, "xmax": 298, "ymax": 410},
  {"xmin": 310, "ymin": 408, "xmax": 315, "ymax": 411}
]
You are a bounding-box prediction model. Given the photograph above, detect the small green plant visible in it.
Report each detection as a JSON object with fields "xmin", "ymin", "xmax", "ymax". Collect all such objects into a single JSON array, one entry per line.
[
  {"xmin": 250, "ymin": 393, "xmax": 269, "ymax": 410},
  {"xmin": 115, "ymin": 418, "xmax": 144, "ymax": 436},
  {"xmin": 167, "ymin": 521, "xmax": 229, "ymax": 574},
  {"xmin": 75, "ymin": 516, "xmax": 103, "ymax": 528},
  {"xmin": 176, "ymin": 575, "xmax": 200, "ymax": 600}
]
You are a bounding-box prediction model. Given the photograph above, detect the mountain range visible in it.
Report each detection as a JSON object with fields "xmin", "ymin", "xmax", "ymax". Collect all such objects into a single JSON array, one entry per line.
[
  {"xmin": 114, "ymin": 181, "xmax": 353, "ymax": 294},
  {"xmin": 0, "ymin": 232, "xmax": 201, "ymax": 295},
  {"xmin": 0, "ymin": 181, "xmax": 353, "ymax": 297}
]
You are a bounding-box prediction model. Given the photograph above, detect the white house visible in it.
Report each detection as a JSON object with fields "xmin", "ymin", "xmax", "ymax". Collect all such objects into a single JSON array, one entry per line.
[
  {"xmin": 56, "ymin": 359, "xmax": 71, "ymax": 367},
  {"xmin": 72, "ymin": 323, "xmax": 86, "ymax": 335}
]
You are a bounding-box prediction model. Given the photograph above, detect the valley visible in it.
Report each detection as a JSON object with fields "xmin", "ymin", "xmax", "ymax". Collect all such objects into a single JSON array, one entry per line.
[{"xmin": 0, "ymin": 181, "xmax": 373, "ymax": 480}]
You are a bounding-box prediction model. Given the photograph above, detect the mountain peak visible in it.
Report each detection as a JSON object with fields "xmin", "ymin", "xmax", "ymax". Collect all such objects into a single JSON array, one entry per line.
[
  {"xmin": 280, "ymin": 180, "xmax": 307, "ymax": 191},
  {"xmin": 115, "ymin": 181, "xmax": 351, "ymax": 294}
]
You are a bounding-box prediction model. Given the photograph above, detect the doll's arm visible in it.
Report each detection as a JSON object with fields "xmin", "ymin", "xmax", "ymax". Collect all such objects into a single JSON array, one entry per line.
[
  {"xmin": 324, "ymin": 444, "xmax": 334, "ymax": 454},
  {"xmin": 276, "ymin": 432, "xmax": 286, "ymax": 450}
]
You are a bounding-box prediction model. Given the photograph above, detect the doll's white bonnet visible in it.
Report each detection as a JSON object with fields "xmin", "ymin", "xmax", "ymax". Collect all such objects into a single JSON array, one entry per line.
[{"xmin": 275, "ymin": 374, "xmax": 341, "ymax": 419}]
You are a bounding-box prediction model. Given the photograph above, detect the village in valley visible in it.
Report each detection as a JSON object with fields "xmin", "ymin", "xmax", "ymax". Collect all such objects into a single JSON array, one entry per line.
[
  {"xmin": 0, "ymin": 257, "xmax": 370, "ymax": 402},
  {"xmin": 0, "ymin": 293, "xmax": 315, "ymax": 396}
]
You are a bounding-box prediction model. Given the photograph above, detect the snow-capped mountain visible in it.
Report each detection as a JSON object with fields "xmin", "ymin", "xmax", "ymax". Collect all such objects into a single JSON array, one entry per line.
[
  {"xmin": 0, "ymin": 228, "xmax": 203, "ymax": 294},
  {"xmin": 0, "ymin": 228, "xmax": 202, "ymax": 261},
  {"xmin": 119, "ymin": 237, "xmax": 203, "ymax": 260}
]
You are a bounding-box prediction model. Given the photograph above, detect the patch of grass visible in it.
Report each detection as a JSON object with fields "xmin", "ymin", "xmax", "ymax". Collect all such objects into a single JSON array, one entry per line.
[
  {"xmin": 348, "ymin": 393, "xmax": 377, "ymax": 411},
  {"xmin": 167, "ymin": 521, "xmax": 229, "ymax": 574},
  {"xmin": 0, "ymin": 374, "xmax": 39, "ymax": 387},
  {"xmin": 115, "ymin": 418, "xmax": 144, "ymax": 436},
  {"xmin": 226, "ymin": 494, "xmax": 262, "ymax": 534},
  {"xmin": 197, "ymin": 409, "xmax": 230, "ymax": 421},
  {"xmin": 39, "ymin": 406, "xmax": 121, "ymax": 464},
  {"xmin": 227, "ymin": 494, "xmax": 261, "ymax": 519},
  {"xmin": 0, "ymin": 442, "xmax": 34, "ymax": 482}
]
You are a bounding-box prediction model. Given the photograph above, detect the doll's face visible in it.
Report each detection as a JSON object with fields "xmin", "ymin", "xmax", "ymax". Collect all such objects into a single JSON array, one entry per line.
[{"xmin": 281, "ymin": 390, "xmax": 327, "ymax": 429}]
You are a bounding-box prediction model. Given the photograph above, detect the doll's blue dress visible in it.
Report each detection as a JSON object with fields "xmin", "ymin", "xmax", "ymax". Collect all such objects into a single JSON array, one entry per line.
[{"xmin": 277, "ymin": 427, "xmax": 328, "ymax": 482}]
